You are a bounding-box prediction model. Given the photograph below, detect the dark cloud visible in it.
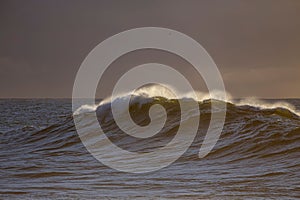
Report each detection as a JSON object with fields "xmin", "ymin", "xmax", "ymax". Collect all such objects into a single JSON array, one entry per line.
[{"xmin": 0, "ymin": 0, "xmax": 299, "ymax": 98}]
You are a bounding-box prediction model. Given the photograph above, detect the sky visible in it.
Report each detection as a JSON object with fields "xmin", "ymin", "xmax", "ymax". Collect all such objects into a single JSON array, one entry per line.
[{"xmin": 0, "ymin": 0, "xmax": 299, "ymax": 98}]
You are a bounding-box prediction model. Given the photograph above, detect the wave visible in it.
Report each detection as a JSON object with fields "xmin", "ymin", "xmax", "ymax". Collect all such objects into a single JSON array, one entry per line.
[
  {"xmin": 1, "ymin": 95, "xmax": 299, "ymax": 200},
  {"xmin": 2, "ymin": 91, "xmax": 299, "ymax": 163},
  {"xmin": 6, "ymin": 94, "xmax": 297, "ymax": 157},
  {"xmin": 89, "ymin": 94, "xmax": 299, "ymax": 153}
]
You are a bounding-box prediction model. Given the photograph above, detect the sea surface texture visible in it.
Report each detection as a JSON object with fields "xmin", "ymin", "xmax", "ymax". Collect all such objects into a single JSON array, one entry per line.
[{"xmin": 0, "ymin": 97, "xmax": 299, "ymax": 199}]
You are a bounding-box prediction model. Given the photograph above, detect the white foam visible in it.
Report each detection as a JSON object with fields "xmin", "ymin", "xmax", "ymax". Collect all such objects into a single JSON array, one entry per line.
[
  {"xmin": 235, "ymin": 98, "xmax": 300, "ymax": 116},
  {"xmin": 74, "ymin": 104, "xmax": 98, "ymax": 115},
  {"xmin": 73, "ymin": 85, "xmax": 299, "ymax": 117}
]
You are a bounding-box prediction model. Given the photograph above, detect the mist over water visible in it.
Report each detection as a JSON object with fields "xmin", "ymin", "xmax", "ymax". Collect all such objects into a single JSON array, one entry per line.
[{"xmin": 0, "ymin": 91, "xmax": 300, "ymax": 199}]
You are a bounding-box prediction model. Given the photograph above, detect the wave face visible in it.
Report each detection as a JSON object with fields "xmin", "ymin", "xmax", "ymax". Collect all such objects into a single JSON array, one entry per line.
[{"xmin": 0, "ymin": 98, "xmax": 300, "ymax": 199}]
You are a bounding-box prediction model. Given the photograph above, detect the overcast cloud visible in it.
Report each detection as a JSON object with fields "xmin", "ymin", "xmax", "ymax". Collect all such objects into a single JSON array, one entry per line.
[{"xmin": 0, "ymin": 0, "xmax": 299, "ymax": 98}]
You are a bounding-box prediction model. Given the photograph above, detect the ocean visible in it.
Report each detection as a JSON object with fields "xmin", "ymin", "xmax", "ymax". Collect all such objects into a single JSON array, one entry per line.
[{"xmin": 0, "ymin": 97, "xmax": 299, "ymax": 199}]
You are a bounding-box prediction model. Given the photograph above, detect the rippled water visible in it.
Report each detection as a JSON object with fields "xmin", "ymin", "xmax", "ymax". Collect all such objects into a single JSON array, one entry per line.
[{"xmin": 0, "ymin": 98, "xmax": 299, "ymax": 199}]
